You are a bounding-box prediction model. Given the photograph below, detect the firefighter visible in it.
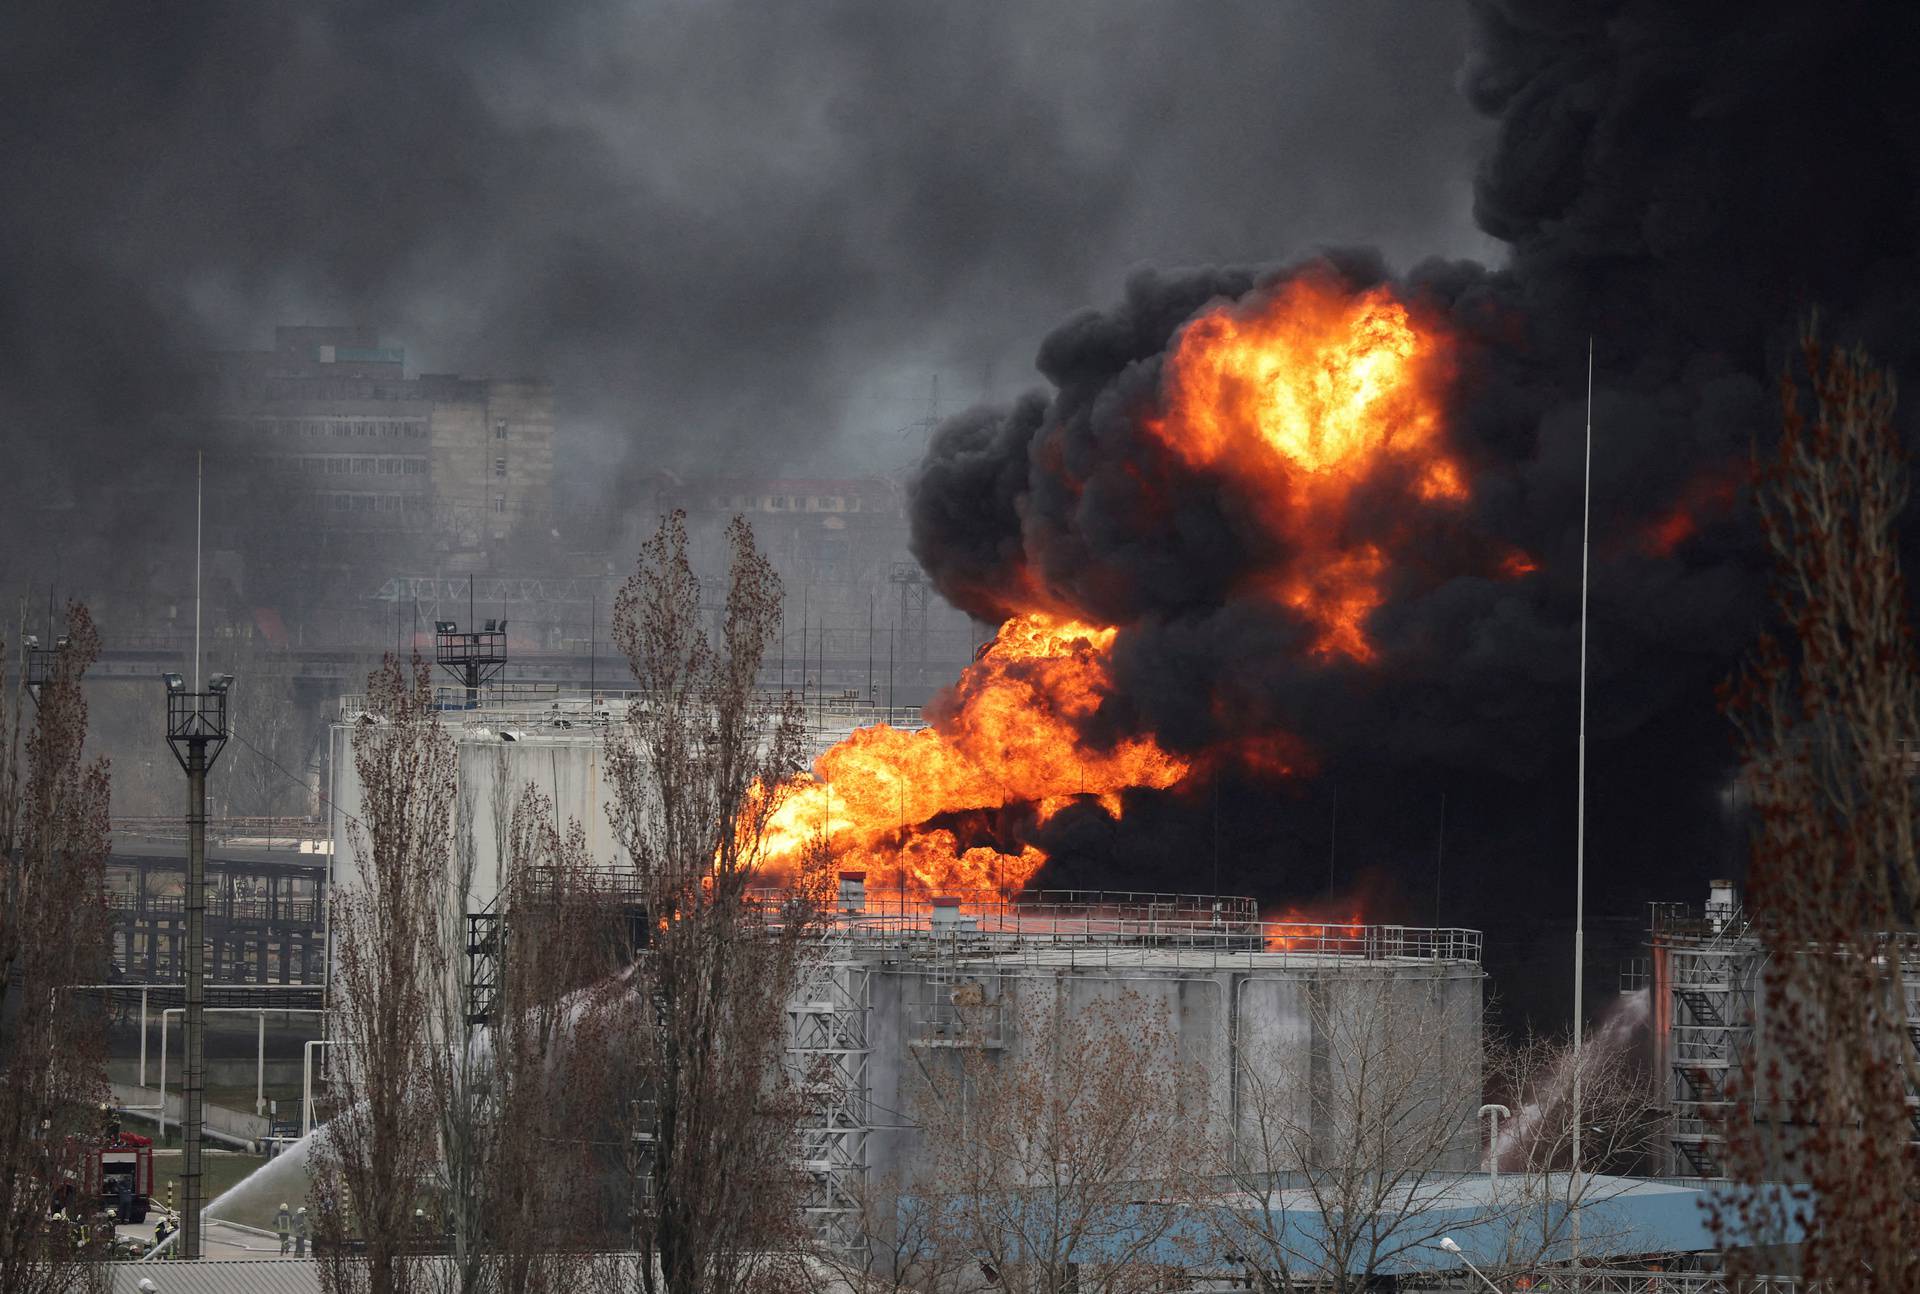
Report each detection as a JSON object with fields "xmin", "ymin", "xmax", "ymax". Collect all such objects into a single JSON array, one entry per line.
[
  {"xmin": 152, "ymin": 1213, "xmax": 174, "ymax": 1252},
  {"xmin": 276, "ymin": 1201, "xmax": 293, "ymax": 1254},
  {"xmin": 293, "ymin": 1205, "xmax": 309, "ymax": 1256}
]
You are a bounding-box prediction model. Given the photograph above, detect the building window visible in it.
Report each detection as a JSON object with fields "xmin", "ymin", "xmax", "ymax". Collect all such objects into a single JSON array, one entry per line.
[
  {"xmin": 493, "ymin": 497, "xmax": 506, "ymax": 514},
  {"xmin": 494, "ymin": 457, "xmax": 507, "ymax": 479},
  {"xmin": 495, "ymin": 421, "xmax": 509, "ymax": 440}
]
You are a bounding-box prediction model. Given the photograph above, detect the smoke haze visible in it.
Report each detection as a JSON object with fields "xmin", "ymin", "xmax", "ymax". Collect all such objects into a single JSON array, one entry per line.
[
  {"xmin": 9, "ymin": 1, "xmax": 1918, "ymax": 1026},
  {"xmin": 0, "ymin": 0, "xmax": 1489, "ymax": 565}
]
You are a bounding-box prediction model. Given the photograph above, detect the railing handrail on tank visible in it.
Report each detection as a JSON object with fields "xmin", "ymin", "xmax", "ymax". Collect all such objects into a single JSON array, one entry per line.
[
  {"xmin": 494, "ymin": 879, "xmax": 1479, "ymax": 965},
  {"xmin": 817, "ymin": 909, "xmax": 1482, "ymax": 968},
  {"xmin": 337, "ymin": 687, "xmax": 930, "ymax": 735}
]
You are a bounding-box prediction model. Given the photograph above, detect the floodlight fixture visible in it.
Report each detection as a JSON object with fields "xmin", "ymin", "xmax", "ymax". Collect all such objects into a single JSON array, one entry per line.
[
  {"xmin": 23, "ymin": 634, "xmax": 37, "ymax": 649},
  {"xmin": 1432, "ymin": 1238, "xmax": 1502, "ymax": 1294},
  {"xmin": 435, "ymin": 604, "xmax": 508, "ymax": 708},
  {"xmin": 208, "ymin": 673, "xmax": 234, "ymax": 693},
  {"xmin": 164, "ymin": 672, "xmax": 185, "ymax": 693}
]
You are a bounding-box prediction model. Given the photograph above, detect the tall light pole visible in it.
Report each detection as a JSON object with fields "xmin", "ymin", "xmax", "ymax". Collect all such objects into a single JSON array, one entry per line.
[
  {"xmin": 1571, "ymin": 339, "xmax": 1595, "ymax": 1275},
  {"xmin": 164, "ymin": 671, "xmax": 231, "ymax": 1259}
]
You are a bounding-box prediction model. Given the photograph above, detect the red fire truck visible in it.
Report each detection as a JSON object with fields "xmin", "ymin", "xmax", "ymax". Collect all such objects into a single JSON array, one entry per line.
[{"xmin": 81, "ymin": 1130, "xmax": 154, "ymax": 1224}]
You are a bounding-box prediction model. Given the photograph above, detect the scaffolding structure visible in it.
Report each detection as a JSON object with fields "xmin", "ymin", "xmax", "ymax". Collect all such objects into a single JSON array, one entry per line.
[
  {"xmin": 787, "ymin": 946, "xmax": 873, "ymax": 1254},
  {"xmin": 1649, "ymin": 887, "xmax": 1920, "ymax": 1178},
  {"xmin": 1651, "ymin": 897, "xmax": 1759, "ymax": 1179}
]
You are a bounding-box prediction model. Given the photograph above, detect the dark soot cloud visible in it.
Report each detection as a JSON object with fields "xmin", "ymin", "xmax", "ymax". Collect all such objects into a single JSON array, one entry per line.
[{"xmin": 908, "ymin": 1, "xmax": 1920, "ymax": 1025}]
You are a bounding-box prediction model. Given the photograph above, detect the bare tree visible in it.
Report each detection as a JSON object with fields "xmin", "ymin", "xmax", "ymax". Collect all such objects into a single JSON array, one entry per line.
[
  {"xmin": 0, "ymin": 604, "xmax": 111, "ymax": 1294},
  {"xmin": 1197, "ymin": 971, "xmax": 1480, "ymax": 1293},
  {"xmin": 315, "ymin": 654, "xmax": 459, "ymax": 1294},
  {"xmin": 427, "ymin": 775, "xmax": 630, "ymax": 1294},
  {"xmin": 604, "ymin": 510, "xmax": 824, "ymax": 1294},
  {"xmin": 915, "ymin": 987, "xmax": 1204, "ymax": 1294},
  {"xmin": 1480, "ymin": 1015, "xmax": 1664, "ymax": 1278},
  {"xmin": 807, "ymin": 1170, "xmax": 968, "ymax": 1294},
  {"xmin": 1718, "ymin": 325, "xmax": 1920, "ymax": 1288}
]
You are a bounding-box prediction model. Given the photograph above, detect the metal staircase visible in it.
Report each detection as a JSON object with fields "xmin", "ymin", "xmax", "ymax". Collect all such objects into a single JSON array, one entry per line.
[
  {"xmin": 465, "ymin": 903, "xmax": 503, "ymax": 1027},
  {"xmin": 1658, "ymin": 904, "xmax": 1756, "ymax": 1179},
  {"xmin": 787, "ymin": 948, "xmax": 872, "ymax": 1255}
]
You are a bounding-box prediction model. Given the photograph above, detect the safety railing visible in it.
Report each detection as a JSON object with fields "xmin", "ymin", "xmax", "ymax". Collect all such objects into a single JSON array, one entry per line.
[
  {"xmin": 106, "ymin": 891, "xmax": 322, "ymax": 925},
  {"xmin": 815, "ymin": 896, "xmax": 1482, "ymax": 968},
  {"xmin": 112, "ymin": 816, "xmax": 329, "ymax": 851},
  {"xmin": 338, "ymin": 687, "xmax": 929, "ymax": 736}
]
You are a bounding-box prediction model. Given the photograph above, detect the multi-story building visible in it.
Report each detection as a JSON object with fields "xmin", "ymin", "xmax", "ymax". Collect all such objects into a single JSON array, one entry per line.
[{"xmin": 201, "ymin": 325, "xmax": 554, "ymax": 549}]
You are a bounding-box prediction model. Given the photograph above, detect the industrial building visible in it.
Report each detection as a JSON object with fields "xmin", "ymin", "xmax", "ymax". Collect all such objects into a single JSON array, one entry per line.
[
  {"xmin": 107, "ymin": 818, "xmax": 329, "ymax": 987},
  {"xmin": 199, "ymin": 324, "xmax": 555, "ymax": 549}
]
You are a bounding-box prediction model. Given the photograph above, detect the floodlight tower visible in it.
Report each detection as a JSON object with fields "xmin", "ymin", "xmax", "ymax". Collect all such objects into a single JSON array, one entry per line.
[
  {"xmin": 22, "ymin": 632, "xmax": 67, "ymax": 706},
  {"xmin": 434, "ymin": 618, "xmax": 508, "ymax": 708},
  {"xmin": 163, "ymin": 671, "xmax": 231, "ymax": 1260}
]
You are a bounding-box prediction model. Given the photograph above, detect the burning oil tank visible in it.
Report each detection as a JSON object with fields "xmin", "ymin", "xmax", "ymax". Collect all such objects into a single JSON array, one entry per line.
[
  {"xmin": 803, "ymin": 880, "xmax": 1486, "ymax": 1211},
  {"xmin": 327, "ymin": 698, "xmax": 1487, "ymax": 1236}
]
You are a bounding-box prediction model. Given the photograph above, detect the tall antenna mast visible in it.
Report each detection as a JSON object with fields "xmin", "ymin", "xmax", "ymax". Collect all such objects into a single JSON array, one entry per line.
[
  {"xmin": 194, "ymin": 450, "xmax": 203, "ymax": 690},
  {"xmin": 1571, "ymin": 338, "xmax": 1595, "ymax": 1267}
]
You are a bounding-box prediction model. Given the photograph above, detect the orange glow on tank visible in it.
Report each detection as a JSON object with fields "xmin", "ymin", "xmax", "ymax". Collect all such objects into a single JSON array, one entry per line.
[{"xmin": 1261, "ymin": 906, "xmax": 1367, "ymax": 952}]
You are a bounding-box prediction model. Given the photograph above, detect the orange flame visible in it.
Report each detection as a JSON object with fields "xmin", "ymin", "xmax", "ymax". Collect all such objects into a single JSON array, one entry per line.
[
  {"xmin": 1148, "ymin": 274, "xmax": 1460, "ymax": 660},
  {"xmin": 1640, "ymin": 468, "xmax": 1740, "ymax": 557},
  {"xmin": 761, "ymin": 613, "xmax": 1188, "ymax": 897},
  {"xmin": 1260, "ymin": 905, "xmax": 1366, "ymax": 952},
  {"xmin": 1498, "ymin": 548, "xmax": 1539, "ymax": 578}
]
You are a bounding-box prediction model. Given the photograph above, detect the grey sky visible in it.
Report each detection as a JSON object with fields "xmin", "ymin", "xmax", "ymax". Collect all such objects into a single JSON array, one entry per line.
[{"xmin": 1, "ymin": 1, "xmax": 1492, "ymax": 516}]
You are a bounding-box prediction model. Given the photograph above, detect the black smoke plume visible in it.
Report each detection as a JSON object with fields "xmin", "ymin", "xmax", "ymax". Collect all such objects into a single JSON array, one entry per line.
[{"xmin": 908, "ymin": 1, "xmax": 1920, "ymax": 1026}]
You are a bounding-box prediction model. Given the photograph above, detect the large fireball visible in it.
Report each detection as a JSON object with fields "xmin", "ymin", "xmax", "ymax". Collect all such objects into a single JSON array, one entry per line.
[
  {"xmin": 756, "ymin": 273, "xmax": 1469, "ymax": 899},
  {"xmin": 1149, "ymin": 275, "xmax": 1461, "ymax": 661}
]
